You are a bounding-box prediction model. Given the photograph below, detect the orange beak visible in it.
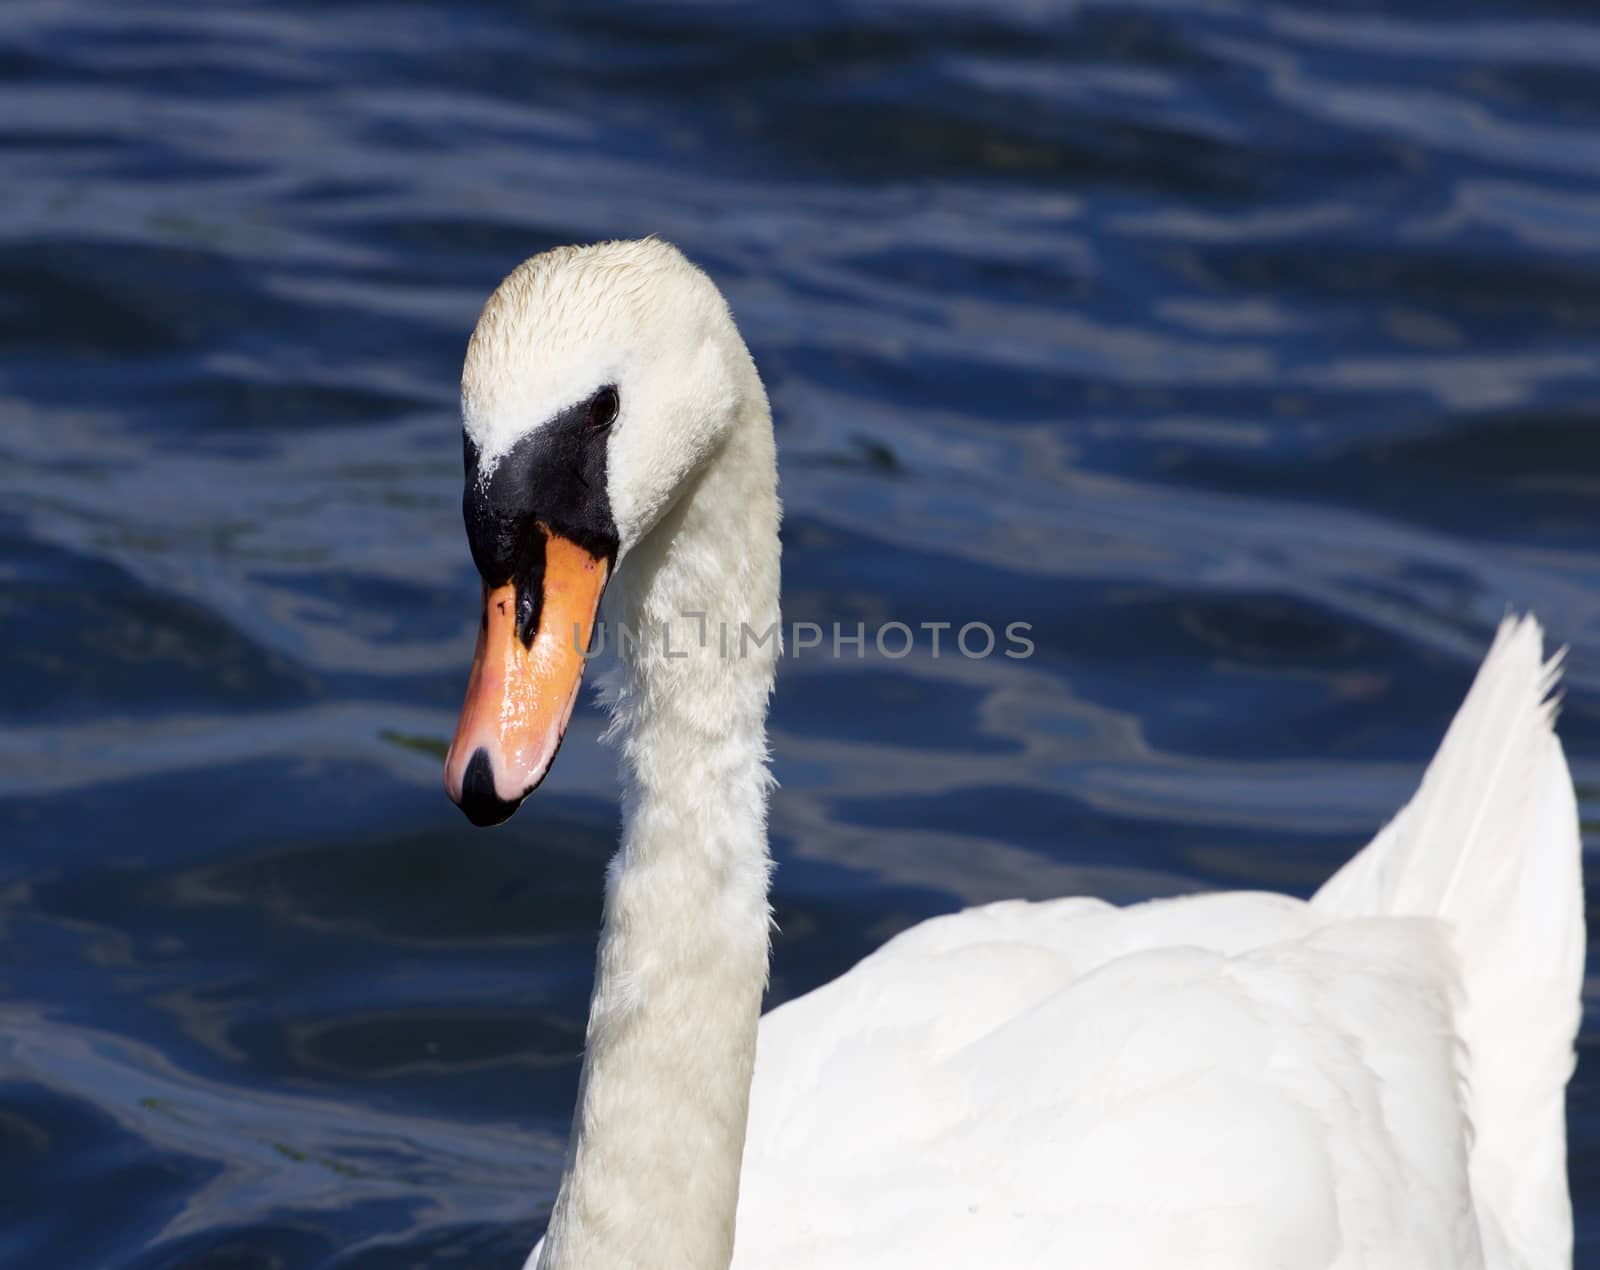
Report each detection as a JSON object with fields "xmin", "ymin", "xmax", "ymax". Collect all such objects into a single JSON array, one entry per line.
[{"xmin": 444, "ymin": 530, "xmax": 609, "ymax": 825}]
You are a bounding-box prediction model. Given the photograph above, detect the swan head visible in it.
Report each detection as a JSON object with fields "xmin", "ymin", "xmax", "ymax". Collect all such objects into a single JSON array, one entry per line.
[{"xmin": 444, "ymin": 238, "xmax": 754, "ymax": 826}]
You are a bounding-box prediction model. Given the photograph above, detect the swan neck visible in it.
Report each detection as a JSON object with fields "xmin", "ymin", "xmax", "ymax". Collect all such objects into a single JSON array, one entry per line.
[{"xmin": 539, "ymin": 392, "xmax": 779, "ymax": 1270}]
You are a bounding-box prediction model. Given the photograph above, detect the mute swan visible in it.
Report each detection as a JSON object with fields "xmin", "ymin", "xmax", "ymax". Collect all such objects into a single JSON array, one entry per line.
[{"xmin": 441, "ymin": 238, "xmax": 1583, "ymax": 1270}]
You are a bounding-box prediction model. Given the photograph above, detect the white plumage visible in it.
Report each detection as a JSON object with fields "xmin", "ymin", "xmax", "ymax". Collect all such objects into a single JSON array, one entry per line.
[
  {"xmin": 737, "ymin": 616, "xmax": 1579, "ymax": 1270},
  {"xmin": 462, "ymin": 241, "xmax": 1582, "ymax": 1270}
]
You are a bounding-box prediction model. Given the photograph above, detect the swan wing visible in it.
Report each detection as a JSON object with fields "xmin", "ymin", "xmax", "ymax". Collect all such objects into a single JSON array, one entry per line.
[
  {"xmin": 1314, "ymin": 616, "xmax": 1581, "ymax": 1269},
  {"xmin": 524, "ymin": 621, "xmax": 1574, "ymax": 1270},
  {"xmin": 735, "ymin": 892, "xmax": 1479, "ymax": 1269}
]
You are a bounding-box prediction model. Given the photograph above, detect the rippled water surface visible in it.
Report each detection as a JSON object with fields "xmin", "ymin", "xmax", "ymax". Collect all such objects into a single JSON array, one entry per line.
[{"xmin": 4, "ymin": 1, "xmax": 1600, "ymax": 1265}]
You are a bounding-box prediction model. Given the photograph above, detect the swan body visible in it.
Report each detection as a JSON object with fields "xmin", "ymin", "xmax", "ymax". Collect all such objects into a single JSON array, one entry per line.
[
  {"xmin": 738, "ymin": 615, "xmax": 1578, "ymax": 1269},
  {"xmin": 445, "ymin": 239, "xmax": 1582, "ymax": 1270}
]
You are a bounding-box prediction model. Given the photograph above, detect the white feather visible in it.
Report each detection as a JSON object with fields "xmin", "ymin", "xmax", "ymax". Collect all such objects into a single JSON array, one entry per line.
[{"xmin": 735, "ymin": 616, "xmax": 1578, "ymax": 1270}]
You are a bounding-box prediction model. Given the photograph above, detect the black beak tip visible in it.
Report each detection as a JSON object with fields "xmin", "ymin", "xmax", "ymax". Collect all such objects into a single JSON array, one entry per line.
[{"xmin": 457, "ymin": 747, "xmax": 525, "ymax": 827}]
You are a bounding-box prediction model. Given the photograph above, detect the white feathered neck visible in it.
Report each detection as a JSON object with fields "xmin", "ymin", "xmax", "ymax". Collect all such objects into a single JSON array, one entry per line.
[{"xmin": 530, "ymin": 262, "xmax": 782, "ymax": 1270}]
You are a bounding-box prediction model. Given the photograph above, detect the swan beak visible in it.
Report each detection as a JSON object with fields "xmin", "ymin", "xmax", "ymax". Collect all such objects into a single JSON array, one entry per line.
[{"xmin": 444, "ymin": 532, "xmax": 609, "ymax": 826}]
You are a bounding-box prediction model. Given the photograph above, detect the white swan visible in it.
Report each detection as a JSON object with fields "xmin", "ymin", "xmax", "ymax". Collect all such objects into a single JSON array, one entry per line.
[{"xmin": 440, "ymin": 238, "xmax": 1583, "ymax": 1270}]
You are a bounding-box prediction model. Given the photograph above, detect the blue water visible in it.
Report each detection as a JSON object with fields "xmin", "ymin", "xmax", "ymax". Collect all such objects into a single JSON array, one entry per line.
[{"xmin": 3, "ymin": 2, "xmax": 1599, "ymax": 1265}]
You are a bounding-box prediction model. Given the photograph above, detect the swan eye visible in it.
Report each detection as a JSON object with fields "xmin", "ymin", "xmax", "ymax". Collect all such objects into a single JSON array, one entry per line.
[{"xmin": 587, "ymin": 386, "xmax": 619, "ymax": 430}]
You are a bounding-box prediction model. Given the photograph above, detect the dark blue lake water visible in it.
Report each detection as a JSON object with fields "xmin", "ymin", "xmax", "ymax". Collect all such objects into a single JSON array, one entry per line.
[{"xmin": 3, "ymin": 2, "xmax": 1600, "ymax": 1265}]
